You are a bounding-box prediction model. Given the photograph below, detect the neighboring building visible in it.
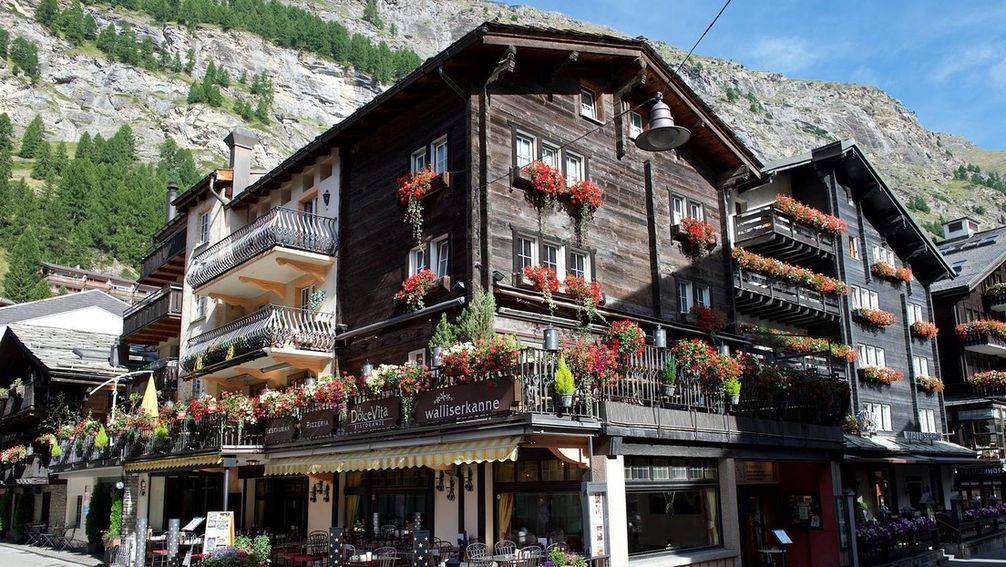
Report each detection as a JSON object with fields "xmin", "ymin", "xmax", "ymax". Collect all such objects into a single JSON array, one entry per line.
[
  {"xmin": 0, "ymin": 288, "xmax": 128, "ymax": 335},
  {"xmin": 932, "ymin": 220, "xmax": 1006, "ymax": 509},
  {"xmin": 40, "ymin": 262, "xmax": 157, "ymax": 304}
]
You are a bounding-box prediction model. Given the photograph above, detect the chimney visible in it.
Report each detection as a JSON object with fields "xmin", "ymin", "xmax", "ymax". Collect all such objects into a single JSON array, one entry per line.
[
  {"xmin": 224, "ymin": 127, "xmax": 259, "ymax": 194},
  {"xmin": 943, "ymin": 217, "xmax": 980, "ymax": 242},
  {"xmin": 166, "ymin": 182, "xmax": 178, "ymax": 222}
]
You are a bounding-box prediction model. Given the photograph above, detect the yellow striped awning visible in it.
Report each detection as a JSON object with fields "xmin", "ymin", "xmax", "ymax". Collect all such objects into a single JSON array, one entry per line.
[
  {"xmin": 124, "ymin": 454, "xmax": 222, "ymax": 473},
  {"xmin": 265, "ymin": 436, "xmax": 521, "ymax": 476}
]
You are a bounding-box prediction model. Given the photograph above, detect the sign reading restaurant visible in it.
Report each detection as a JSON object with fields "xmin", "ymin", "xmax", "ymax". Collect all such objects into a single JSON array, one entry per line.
[
  {"xmin": 413, "ymin": 378, "xmax": 515, "ymax": 425},
  {"xmin": 345, "ymin": 398, "xmax": 401, "ymax": 433}
]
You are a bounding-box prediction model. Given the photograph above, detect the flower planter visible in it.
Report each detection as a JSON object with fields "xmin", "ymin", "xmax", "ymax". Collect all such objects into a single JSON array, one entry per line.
[
  {"xmin": 557, "ymin": 394, "xmax": 573, "ymax": 409},
  {"xmin": 729, "ymin": 393, "xmax": 740, "ymax": 405},
  {"xmin": 663, "ymin": 383, "xmax": 676, "ymax": 397}
]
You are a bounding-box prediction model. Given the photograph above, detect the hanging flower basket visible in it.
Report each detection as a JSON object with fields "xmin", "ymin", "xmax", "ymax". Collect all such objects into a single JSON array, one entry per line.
[
  {"xmin": 396, "ymin": 166, "xmax": 436, "ymax": 241},
  {"xmin": 773, "ymin": 195, "xmax": 847, "ymax": 234},
  {"xmin": 910, "ymin": 320, "xmax": 939, "ymax": 340},
  {"xmin": 673, "ymin": 217, "xmax": 717, "ymax": 261},
  {"xmin": 395, "ymin": 268, "xmax": 438, "ymax": 311},
  {"xmin": 916, "ymin": 376, "xmax": 944, "ymax": 393},
  {"xmin": 858, "ymin": 366, "xmax": 904, "ymax": 386},
  {"xmin": 852, "ymin": 307, "xmax": 896, "ymax": 328},
  {"xmin": 523, "ymin": 265, "xmax": 560, "ymax": 314},
  {"xmin": 733, "ymin": 248, "xmax": 848, "ymax": 295},
  {"xmin": 871, "ymin": 261, "xmax": 912, "ymax": 283},
  {"xmin": 567, "ymin": 179, "xmax": 603, "ymax": 241}
]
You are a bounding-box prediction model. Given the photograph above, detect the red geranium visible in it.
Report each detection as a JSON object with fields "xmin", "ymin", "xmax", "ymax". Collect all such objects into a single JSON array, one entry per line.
[
  {"xmin": 395, "ymin": 268, "xmax": 438, "ymax": 311},
  {"xmin": 733, "ymin": 247, "xmax": 849, "ymax": 295},
  {"xmin": 396, "ymin": 166, "xmax": 436, "ymax": 240},
  {"xmin": 774, "ymin": 195, "xmax": 847, "ymax": 234},
  {"xmin": 969, "ymin": 370, "xmax": 1006, "ymax": 390},
  {"xmin": 562, "ymin": 339, "xmax": 621, "ymax": 389},
  {"xmin": 916, "ymin": 376, "xmax": 944, "ymax": 393},
  {"xmin": 690, "ymin": 305, "xmax": 724, "ymax": 333},
  {"xmin": 523, "ymin": 161, "xmax": 567, "ymax": 200},
  {"xmin": 607, "ymin": 320, "xmax": 646, "ymax": 359},
  {"xmin": 677, "ymin": 217, "xmax": 717, "ymax": 261},
  {"xmin": 859, "ymin": 366, "xmax": 904, "ymax": 386},
  {"xmin": 523, "ymin": 265, "xmax": 560, "ymax": 313},
  {"xmin": 852, "ymin": 307, "xmax": 896, "ymax": 328},
  {"xmin": 956, "ymin": 319, "xmax": 1006, "ymax": 340},
  {"xmin": 910, "ymin": 320, "xmax": 939, "ymax": 339},
  {"xmin": 871, "ymin": 261, "xmax": 912, "ymax": 283},
  {"xmin": 565, "ymin": 275, "xmax": 602, "ymax": 324},
  {"xmin": 568, "ymin": 179, "xmax": 603, "ymax": 240}
]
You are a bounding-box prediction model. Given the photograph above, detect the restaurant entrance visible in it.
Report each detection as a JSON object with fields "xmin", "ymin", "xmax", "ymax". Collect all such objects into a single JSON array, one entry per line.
[
  {"xmin": 162, "ymin": 473, "xmax": 226, "ymax": 529},
  {"xmin": 344, "ymin": 467, "xmax": 434, "ymax": 537},
  {"xmin": 254, "ymin": 476, "xmax": 309, "ymax": 538}
]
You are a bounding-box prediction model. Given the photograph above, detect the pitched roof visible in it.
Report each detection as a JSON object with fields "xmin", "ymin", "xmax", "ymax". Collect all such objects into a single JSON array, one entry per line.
[
  {"xmin": 3, "ymin": 324, "xmax": 124, "ymax": 379},
  {"xmin": 40, "ymin": 262, "xmax": 140, "ymax": 286},
  {"xmin": 0, "ymin": 289, "xmax": 128, "ymax": 326},
  {"xmin": 931, "ymin": 225, "xmax": 1006, "ymax": 295},
  {"xmin": 761, "ymin": 140, "xmax": 954, "ymax": 285}
]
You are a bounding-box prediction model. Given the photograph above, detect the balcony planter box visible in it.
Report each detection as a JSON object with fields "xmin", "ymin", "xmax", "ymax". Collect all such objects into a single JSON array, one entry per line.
[
  {"xmin": 423, "ymin": 171, "xmax": 451, "ymax": 199},
  {"xmin": 557, "ymin": 394, "xmax": 573, "ymax": 409},
  {"xmin": 663, "ymin": 383, "xmax": 676, "ymax": 397},
  {"xmin": 511, "ymin": 166, "xmax": 534, "ymax": 191}
]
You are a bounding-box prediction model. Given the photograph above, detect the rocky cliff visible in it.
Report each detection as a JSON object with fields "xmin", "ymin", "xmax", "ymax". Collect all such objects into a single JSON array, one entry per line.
[{"xmin": 2, "ymin": 0, "xmax": 1003, "ymax": 231}]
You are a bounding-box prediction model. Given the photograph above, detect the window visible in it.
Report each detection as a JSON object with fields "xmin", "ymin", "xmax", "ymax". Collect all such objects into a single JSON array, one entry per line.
[
  {"xmin": 678, "ymin": 282, "xmax": 693, "ymax": 314},
  {"xmin": 849, "ymin": 286, "xmax": 879, "ymax": 310},
  {"xmin": 516, "ymin": 237, "xmax": 537, "ymax": 269},
  {"xmin": 920, "ymin": 409, "xmax": 938, "ymax": 434},
  {"xmin": 865, "ymin": 403, "xmax": 893, "ymax": 432},
  {"xmin": 515, "ymin": 133, "xmax": 536, "ymax": 168},
  {"xmin": 298, "ymin": 284, "xmax": 317, "ymax": 309},
  {"xmin": 542, "ymin": 243, "xmax": 561, "ymax": 274},
  {"xmin": 408, "ymin": 349, "xmax": 426, "ymax": 365},
  {"xmin": 695, "ymin": 285, "xmax": 710, "ymax": 308},
  {"xmin": 431, "ymin": 237, "xmax": 449, "ymax": 278},
  {"xmin": 625, "ymin": 458, "xmax": 721, "ymax": 554},
  {"xmin": 629, "ymin": 111, "xmax": 643, "ymax": 139},
  {"xmin": 411, "ymin": 147, "xmax": 427, "ymax": 173},
  {"xmin": 873, "ymin": 245, "xmax": 897, "ymax": 265},
  {"xmin": 432, "ymin": 137, "xmax": 448, "ymax": 174},
  {"xmin": 858, "ymin": 344, "xmax": 886, "ymax": 367},
  {"xmin": 688, "ymin": 201, "xmax": 704, "ymax": 222},
  {"xmin": 569, "ymin": 251, "xmax": 590, "ymax": 280},
  {"xmin": 671, "ymin": 195, "xmax": 685, "ymax": 225},
  {"xmin": 849, "ymin": 236, "xmax": 860, "ymax": 259},
  {"xmin": 198, "ymin": 211, "xmax": 210, "ymax": 244},
  {"xmin": 908, "ymin": 304, "xmax": 924, "ymax": 325},
  {"xmin": 409, "ymin": 246, "xmax": 426, "ymax": 276},
  {"xmin": 542, "ymin": 143, "xmax": 560, "ymax": 170},
  {"xmin": 301, "ymin": 195, "xmax": 317, "ymax": 216},
  {"xmin": 913, "ymin": 356, "xmax": 930, "ymax": 377},
  {"xmin": 194, "ymin": 295, "xmax": 207, "ymax": 320},
  {"xmin": 565, "ymin": 152, "xmax": 585, "ymax": 184},
  {"xmin": 191, "ymin": 377, "xmax": 204, "ymax": 399},
  {"xmin": 579, "ymin": 88, "xmax": 597, "ymax": 120}
]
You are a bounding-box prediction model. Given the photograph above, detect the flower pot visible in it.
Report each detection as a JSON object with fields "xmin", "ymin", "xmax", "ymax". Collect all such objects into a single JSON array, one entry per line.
[
  {"xmin": 663, "ymin": 383, "xmax": 675, "ymax": 397},
  {"xmin": 557, "ymin": 394, "xmax": 573, "ymax": 409},
  {"xmin": 729, "ymin": 393, "xmax": 740, "ymax": 405}
]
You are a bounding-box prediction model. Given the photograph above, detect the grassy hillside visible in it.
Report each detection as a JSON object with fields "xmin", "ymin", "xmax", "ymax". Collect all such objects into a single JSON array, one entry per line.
[{"xmin": 962, "ymin": 147, "xmax": 1006, "ymax": 176}]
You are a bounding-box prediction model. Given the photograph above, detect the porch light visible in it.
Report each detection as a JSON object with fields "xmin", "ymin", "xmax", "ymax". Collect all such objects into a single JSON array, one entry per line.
[
  {"xmin": 431, "ymin": 346, "xmax": 443, "ymax": 368},
  {"xmin": 543, "ymin": 325, "xmax": 559, "ymax": 352},
  {"xmin": 305, "ymin": 375, "xmax": 317, "ymax": 387},
  {"xmin": 654, "ymin": 326, "xmax": 667, "ymax": 349},
  {"xmin": 634, "ymin": 93, "xmax": 691, "ymax": 152},
  {"xmin": 361, "ymin": 360, "xmax": 373, "ymax": 377},
  {"xmin": 322, "ymin": 189, "xmax": 331, "ymax": 207}
]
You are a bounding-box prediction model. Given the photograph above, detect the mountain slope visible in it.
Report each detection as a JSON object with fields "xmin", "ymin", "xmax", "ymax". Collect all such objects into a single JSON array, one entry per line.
[{"xmin": 2, "ymin": 0, "xmax": 1005, "ymax": 240}]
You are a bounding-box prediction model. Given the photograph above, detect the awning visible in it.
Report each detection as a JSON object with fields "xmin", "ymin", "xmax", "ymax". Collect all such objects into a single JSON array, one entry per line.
[
  {"xmin": 265, "ymin": 436, "xmax": 521, "ymax": 476},
  {"xmin": 124, "ymin": 454, "xmax": 221, "ymax": 473}
]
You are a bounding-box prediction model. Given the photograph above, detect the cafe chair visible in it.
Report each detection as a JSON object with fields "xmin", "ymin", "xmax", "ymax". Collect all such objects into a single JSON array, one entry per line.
[
  {"xmin": 495, "ymin": 540, "xmax": 517, "ymax": 556},
  {"xmin": 373, "ymin": 546, "xmax": 397, "ymax": 567},
  {"xmin": 465, "ymin": 543, "xmax": 492, "ymax": 567},
  {"xmin": 521, "ymin": 546, "xmax": 543, "ymax": 567},
  {"xmin": 342, "ymin": 544, "xmax": 356, "ymax": 561}
]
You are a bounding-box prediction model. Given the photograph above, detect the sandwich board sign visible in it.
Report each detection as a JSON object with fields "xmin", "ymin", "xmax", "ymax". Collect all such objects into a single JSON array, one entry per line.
[{"xmin": 203, "ymin": 511, "xmax": 234, "ymax": 553}]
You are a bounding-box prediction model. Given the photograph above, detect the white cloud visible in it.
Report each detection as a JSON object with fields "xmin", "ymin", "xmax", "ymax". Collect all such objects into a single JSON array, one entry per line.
[
  {"xmin": 932, "ymin": 42, "xmax": 1006, "ymax": 85},
  {"xmin": 748, "ymin": 36, "xmax": 825, "ymax": 74}
]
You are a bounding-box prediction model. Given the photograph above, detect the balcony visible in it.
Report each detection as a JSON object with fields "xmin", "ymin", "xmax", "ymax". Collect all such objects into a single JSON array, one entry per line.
[
  {"xmin": 0, "ymin": 384, "xmax": 36, "ymax": 423},
  {"xmin": 187, "ymin": 208, "xmax": 337, "ymax": 300},
  {"xmin": 962, "ymin": 333, "xmax": 1006, "ymax": 357},
  {"xmin": 182, "ymin": 305, "xmax": 336, "ymax": 382},
  {"xmin": 122, "ymin": 284, "xmax": 183, "ymax": 345},
  {"xmin": 0, "ymin": 454, "xmax": 49, "ymax": 486},
  {"xmin": 139, "ymin": 229, "xmax": 186, "ymax": 286},
  {"xmin": 734, "ymin": 269, "xmax": 842, "ymax": 325},
  {"xmin": 734, "ymin": 207, "xmax": 836, "ymax": 265}
]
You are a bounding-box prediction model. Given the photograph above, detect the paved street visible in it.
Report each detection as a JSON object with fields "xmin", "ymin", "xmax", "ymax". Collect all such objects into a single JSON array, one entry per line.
[
  {"xmin": 0, "ymin": 544, "xmax": 102, "ymax": 567},
  {"xmin": 948, "ymin": 548, "xmax": 1006, "ymax": 566}
]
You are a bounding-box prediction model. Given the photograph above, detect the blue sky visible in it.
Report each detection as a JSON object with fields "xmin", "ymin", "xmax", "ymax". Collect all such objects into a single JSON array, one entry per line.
[{"xmin": 522, "ymin": 0, "xmax": 1006, "ymax": 150}]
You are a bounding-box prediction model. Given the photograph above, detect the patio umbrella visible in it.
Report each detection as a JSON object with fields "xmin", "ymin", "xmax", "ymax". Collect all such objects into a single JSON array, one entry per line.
[{"xmin": 141, "ymin": 375, "xmax": 159, "ymax": 420}]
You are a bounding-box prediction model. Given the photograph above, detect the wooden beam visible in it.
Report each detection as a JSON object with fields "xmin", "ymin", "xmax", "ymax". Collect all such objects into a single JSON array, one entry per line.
[
  {"xmin": 275, "ymin": 257, "xmax": 330, "ymax": 282},
  {"xmin": 482, "ymin": 35, "xmax": 640, "ymax": 58},
  {"xmin": 208, "ymin": 292, "xmax": 261, "ymax": 311},
  {"xmin": 271, "ymin": 353, "xmax": 328, "ymax": 375},
  {"xmin": 547, "ymin": 51, "xmax": 578, "ymax": 85},
  {"xmin": 484, "ymin": 44, "xmax": 516, "ymax": 102},
  {"xmin": 612, "ymin": 56, "xmax": 646, "ymax": 95},
  {"xmin": 238, "ymin": 276, "xmax": 287, "ymax": 299}
]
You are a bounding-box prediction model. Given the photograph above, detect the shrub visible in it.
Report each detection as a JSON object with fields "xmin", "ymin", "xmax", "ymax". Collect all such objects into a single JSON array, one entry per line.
[
  {"xmin": 107, "ymin": 490, "xmax": 123, "ymax": 538},
  {"xmin": 554, "ymin": 355, "xmax": 576, "ymax": 395}
]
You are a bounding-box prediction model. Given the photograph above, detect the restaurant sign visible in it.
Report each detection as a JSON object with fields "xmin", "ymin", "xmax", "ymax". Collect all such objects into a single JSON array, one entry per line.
[
  {"xmin": 301, "ymin": 409, "xmax": 337, "ymax": 439},
  {"xmin": 346, "ymin": 398, "xmax": 401, "ymax": 433},
  {"xmin": 264, "ymin": 417, "xmax": 296, "ymax": 445},
  {"xmin": 413, "ymin": 378, "xmax": 515, "ymax": 425}
]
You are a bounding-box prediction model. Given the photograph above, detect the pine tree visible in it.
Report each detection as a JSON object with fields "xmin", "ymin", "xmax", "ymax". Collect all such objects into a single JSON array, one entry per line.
[
  {"xmin": 75, "ymin": 132, "xmax": 92, "ymax": 161},
  {"xmin": 140, "ymin": 37, "xmax": 156, "ymax": 69},
  {"xmin": 30, "ymin": 141, "xmax": 54, "ymax": 180},
  {"xmin": 102, "ymin": 125, "xmax": 136, "ymax": 165},
  {"xmin": 159, "ymin": 45, "xmax": 171, "ymax": 69},
  {"xmin": 83, "ymin": 13, "xmax": 98, "ymax": 40},
  {"xmin": 10, "ymin": 37, "xmax": 41, "ymax": 81},
  {"xmin": 34, "ymin": 0, "xmax": 60, "ymax": 28},
  {"xmin": 217, "ymin": 68, "xmax": 230, "ymax": 87},
  {"xmin": 362, "ymin": 0, "xmax": 383, "ymax": 30},
  {"xmin": 171, "ymin": 52, "xmax": 182, "ymax": 73},
  {"xmin": 238, "ymin": 70, "xmax": 247, "ymax": 84},
  {"xmin": 115, "ymin": 23, "xmax": 139, "ymax": 65},
  {"xmin": 204, "ymin": 61, "xmax": 217, "ymax": 85},
  {"xmin": 184, "ymin": 48, "xmax": 195, "ymax": 74},
  {"xmin": 96, "ymin": 23, "xmax": 117, "ymax": 54},
  {"xmin": 187, "ymin": 80, "xmax": 205, "ymax": 104},
  {"xmin": 0, "ymin": 114, "xmax": 13, "ymax": 224},
  {"xmin": 19, "ymin": 115, "xmax": 46, "ymax": 158},
  {"xmin": 52, "ymin": 141, "xmax": 68, "ymax": 176},
  {"xmin": 254, "ymin": 95, "xmax": 270, "ymax": 123},
  {"xmin": 0, "ymin": 29, "xmax": 8, "ymax": 59},
  {"xmin": 3, "ymin": 226, "xmax": 51, "ymax": 303},
  {"xmin": 157, "ymin": 137, "xmax": 199, "ymax": 188},
  {"xmin": 58, "ymin": 0, "xmax": 86, "ymax": 45}
]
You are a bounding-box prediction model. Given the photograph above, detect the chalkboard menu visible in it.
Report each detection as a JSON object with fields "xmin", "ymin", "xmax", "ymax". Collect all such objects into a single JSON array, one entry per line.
[{"xmin": 203, "ymin": 511, "xmax": 235, "ymax": 552}]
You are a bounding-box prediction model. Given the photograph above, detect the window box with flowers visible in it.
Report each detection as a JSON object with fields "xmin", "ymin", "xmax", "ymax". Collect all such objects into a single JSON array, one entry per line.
[
  {"xmin": 984, "ymin": 283, "xmax": 1006, "ymax": 310},
  {"xmin": 396, "ymin": 167, "xmax": 451, "ymax": 241},
  {"xmin": 871, "ymin": 261, "xmax": 912, "ymax": 284},
  {"xmin": 852, "ymin": 307, "xmax": 896, "ymax": 328},
  {"xmin": 773, "ymin": 195, "xmax": 847, "ymax": 234},
  {"xmin": 733, "ymin": 248, "xmax": 849, "ymax": 295},
  {"xmin": 916, "ymin": 376, "xmax": 944, "ymax": 393},
  {"xmin": 563, "ymin": 275, "xmax": 603, "ymax": 326},
  {"xmin": 967, "ymin": 369, "xmax": 1006, "ymax": 391},
  {"xmin": 567, "ymin": 179, "xmax": 603, "ymax": 241},
  {"xmin": 910, "ymin": 320, "xmax": 939, "ymax": 340},
  {"xmin": 522, "ymin": 265, "xmax": 561, "ymax": 315},
  {"xmin": 513, "ymin": 161, "xmax": 568, "ymax": 206},
  {"xmin": 858, "ymin": 366, "xmax": 904, "ymax": 386},
  {"xmin": 672, "ymin": 217, "xmax": 717, "ymax": 261},
  {"xmin": 395, "ymin": 268, "xmax": 441, "ymax": 311}
]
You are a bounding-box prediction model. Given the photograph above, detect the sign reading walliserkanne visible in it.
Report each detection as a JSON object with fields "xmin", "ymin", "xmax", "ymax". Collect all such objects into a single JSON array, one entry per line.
[{"xmin": 203, "ymin": 511, "xmax": 235, "ymax": 553}]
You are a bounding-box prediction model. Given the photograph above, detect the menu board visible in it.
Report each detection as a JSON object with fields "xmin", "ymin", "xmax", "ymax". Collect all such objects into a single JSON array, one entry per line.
[
  {"xmin": 203, "ymin": 511, "xmax": 234, "ymax": 552},
  {"xmin": 787, "ymin": 494, "xmax": 822, "ymax": 530},
  {"xmin": 583, "ymin": 482, "xmax": 607, "ymax": 557}
]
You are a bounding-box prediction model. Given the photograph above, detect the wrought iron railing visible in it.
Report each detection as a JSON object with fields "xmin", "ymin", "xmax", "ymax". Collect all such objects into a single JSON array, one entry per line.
[
  {"xmin": 140, "ymin": 229, "xmax": 186, "ymax": 281},
  {"xmin": 187, "ymin": 207, "xmax": 337, "ymax": 289},
  {"xmin": 182, "ymin": 305, "xmax": 336, "ymax": 373},
  {"xmin": 961, "ymin": 332, "xmax": 1006, "ymax": 353},
  {"xmin": 735, "ymin": 268, "xmax": 842, "ymax": 317},
  {"xmin": 122, "ymin": 284, "xmax": 183, "ymax": 337},
  {"xmin": 734, "ymin": 206, "xmax": 837, "ymax": 253}
]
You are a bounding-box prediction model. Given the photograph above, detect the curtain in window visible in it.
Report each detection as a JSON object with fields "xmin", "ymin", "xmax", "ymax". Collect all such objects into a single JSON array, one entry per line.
[
  {"xmin": 497, "ymin": 493, "xmax": 515, "ymax": 541},
  {"xmin": 345, "ymin": 494, "xmax": 360, "ymax": 529},
  {"xmin": 703, "ymin": 488, "xmax": 719, "ymax": 545}
]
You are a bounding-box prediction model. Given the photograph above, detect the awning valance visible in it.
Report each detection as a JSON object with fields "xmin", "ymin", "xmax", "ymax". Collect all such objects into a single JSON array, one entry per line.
[
  {"xmin": 265, "ymin": 436, "xmax": 521, "ymax": 476},
  {"xmin": 124, "ymin": 454, "xmax": 221, "ymax": 473}
]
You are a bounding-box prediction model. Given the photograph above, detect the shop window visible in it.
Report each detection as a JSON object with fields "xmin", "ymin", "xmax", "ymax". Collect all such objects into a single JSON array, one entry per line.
[
  {"xmin": 518, "ymin": 461, "xmax": 540, "ymax": 482},
  {"xmin": 495, "ymin": 452, "xmax": 586, "ymax": 550}
]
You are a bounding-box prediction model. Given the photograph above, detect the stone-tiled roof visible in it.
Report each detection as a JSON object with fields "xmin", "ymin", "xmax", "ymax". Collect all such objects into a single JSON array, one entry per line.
[
  {"xmin": 932, "ymin": 225, "xmax": 1006, "ymax": 295},
  {"xmin": 3, "ymin": 324, "xmax": 124, "ymax": 378},
  {"xmin": 0, "ymin": 289, "xmax": 128, "ymax": 325}
]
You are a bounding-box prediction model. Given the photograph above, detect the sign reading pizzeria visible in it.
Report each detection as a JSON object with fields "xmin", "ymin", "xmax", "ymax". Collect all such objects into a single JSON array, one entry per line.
[
  {"xmin": 345, "ymin": 398, "xmax": 401, "ymax": 433},
  {"xmin": 264, "ymin": 417, "xmax": 296, "ymax": 445},
  {"xmin": 413, "ymin": 378, "xmax": 515, "ymax": 425},
  {"xmin": 300, "ymin": 409, "xmax": 337, "ymax": 439}
]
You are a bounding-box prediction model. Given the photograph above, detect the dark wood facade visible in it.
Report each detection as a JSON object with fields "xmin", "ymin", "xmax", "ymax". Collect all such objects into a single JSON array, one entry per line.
[{"xmin": 934, "ymin": 263, "xmax": 1006, "ymax": 391}]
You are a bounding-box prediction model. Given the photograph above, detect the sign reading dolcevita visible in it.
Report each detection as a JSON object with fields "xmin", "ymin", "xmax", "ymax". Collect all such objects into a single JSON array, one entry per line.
[
  {"xmin": 346, "ymin": 398, "xmax": 401, "ymax": 433},
  {"xmin": 301, "ymin": 409, "xmax": 337, "ymax": 439},
  {"xmin": 413, "ymin": 378, "xmax": 515, "ymax": 425},
  {"xmin": 264, "ymin": 417, "xmax": 296, "ymax": 445}
]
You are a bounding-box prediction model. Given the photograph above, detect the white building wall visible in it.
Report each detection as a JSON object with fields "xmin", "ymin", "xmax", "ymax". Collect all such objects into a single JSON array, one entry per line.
[
  {"xmin": 13, "ymin": 306, "xmax": 124, "ymax": 335},
  {"xmin": 306, "ymin": 474, "xmax": 334, "ymax": 533}
]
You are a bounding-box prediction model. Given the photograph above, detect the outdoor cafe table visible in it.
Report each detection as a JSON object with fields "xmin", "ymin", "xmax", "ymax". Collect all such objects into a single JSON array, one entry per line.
[{"xmin": 492, "ymin": 553, "xmax": 543, "ymax": 567}]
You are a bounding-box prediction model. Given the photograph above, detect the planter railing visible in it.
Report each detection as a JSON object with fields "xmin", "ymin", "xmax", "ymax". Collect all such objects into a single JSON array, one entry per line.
[
  {"xmin": 140, "ymin": 229, "xmax": 186, "ymax": 282},
  {"xmin": 187, "ymin": 207, "xmax": 337, "ymax": 289},
  {"xmin": 961, "ymin": 332, "xmax": 1006, "ymax": 355},
  {"xmin": 857, "ymin": 529, "xmax": 939, "ymax": 565},
  {"xmin": 734, "ymin": 206, "xmax": 837, "ymax": 254},
  {"xmin": 122, "ymin": 284, "xmax": 183, "ymax": 337},
  {"xmin": 936, "ymin": 514, "xmax": 1006, "ymax": 546},
  {"xmin": 0, "ymin": 453, "xmax": 49, "ymax": 485},
  {"xmin": 183, "ymin": 305, "xmax": 336, "ymax": 373},
  {"xmin": 734, "ymin": 268, "xmax": 842, "ymax": 317},
  {"xmin": 0, "ymin": 384, "xmax": 35, "ymax": 419}
]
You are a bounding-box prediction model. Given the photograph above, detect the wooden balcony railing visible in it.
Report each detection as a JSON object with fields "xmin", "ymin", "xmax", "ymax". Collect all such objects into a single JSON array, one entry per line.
[
  {"xmin": 961, "ymin": 332, "xmax": 1006, "ymax": 357},
  {"xmin": 0, "ymin": 453, "xmax": 50, "ymax": 486},
  {"xmin": 187, "ymin": 207, "xmax": 337, "ymax": 289},
  {"xmin": 139, "ymin": 229, "xmax": 186, "ymax": 282},
  {"xmin": 0, "ymin": 384, "xmax": 35, "ymax": 420},
  {"xmin": 122, "ymin": 284, "xmax": 183, "ymax": 338},
  {"xmin": 734, "ymin": 206, "xmax": 837, "ymax": 256},
  {"xmin": 181, "ymin": 305, "xmax": 336, "ymax": 373},
  {"xmin": 734, "ymin": 268, "xmax": 842, "ymax": 323}
]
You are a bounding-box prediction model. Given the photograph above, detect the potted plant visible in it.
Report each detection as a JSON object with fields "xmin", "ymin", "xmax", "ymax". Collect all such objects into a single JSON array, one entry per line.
[
  {"xmin": 554, "ymin": 355, "xmax": 576, "ymax": 410},
  {"xmin": 10, "ymin": 378, "xmax": 24, "ymax": 397},
  {"xmin": 724, "ymin": 376, "xmax": 742, "ymax": 405},
  {"xmin": 662, "ymin": 356, "xmax": 677, "ymax": 396}
]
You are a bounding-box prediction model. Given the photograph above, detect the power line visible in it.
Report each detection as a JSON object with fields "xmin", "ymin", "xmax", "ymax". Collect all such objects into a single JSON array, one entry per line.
[{"xmin": 674, "ymin": 0, "xmax": 733, "ymax": 76}]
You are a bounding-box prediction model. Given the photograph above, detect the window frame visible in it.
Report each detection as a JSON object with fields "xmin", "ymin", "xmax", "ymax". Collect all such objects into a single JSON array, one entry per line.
[
  {"xmin": 407, "ymin": 348, "xmax": 426, "ymax": 366},
  {"xmin": 298, "ymin": 284, "xmax": 317, "ymax": 310},
  {"xmin": 687, "ymin": 200, "xmax": 705, "ymax": 222},
  {"xmin": 408, "ymin": 245, "xmax": 427, "ymax": 277},
  {"xmin": 866, "ymin": 403, "xmax": 893, "ymax": 432},
  {"xmin": 198, "ymin": 211, "xmax": 211, "ymax": 245},
  {"xmin": 858, "ymin": 344, "xmax": 886, "ymax": 367},
  {"xmin": 431, "ymin": 136, "xmax": 448, "ymax": 174},
  {"xmin": 515, "ymin": 235, "xmax": 538, "ymax": 272},
  {"xmin": 431, "ymin": 235, "xmax": 450, "ymax": 279},
  {"xmin": 913, "ymin": 355, "xmax": 930, "ymax": 377},
  {"xmin": 920, "ymin": 409, "xmax": 938, "ymax": 434},
  {"xmin": 908, "ymin": 303, "xmax": 924, "ymax": 325},
  {"xmin": 568, "ymin": 250, "xmax": 592, "ymax": 281},
  {"xmin": 671, "ymin": 195, "xmax": 685, "ymax": 226},
  {"xmin": 564, "ymin": 150, "xmax": 586, "ymax": 185},
  {"xmin": 579, "ymin": 87, "xmax": 598, "ymax": 121},
  {"xmin": 410, "ymin": 146, "xmax": 428, "ymax": 174},
  {"xmin": 194, "ymin": 295, "xmax": 208, "ymax": 321},
  {"xmin": 849, "ymin": 236, "xmax": 860, "ymax": 259},
  {"xmin": 629, "ymin": 111, "xmax": 643, "ymax": 139},
  {"xmin": 678, "ymin": 281, "xmax": 693, "ymax": 314}
]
